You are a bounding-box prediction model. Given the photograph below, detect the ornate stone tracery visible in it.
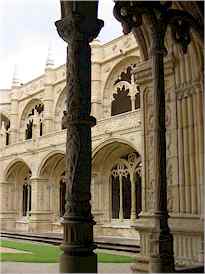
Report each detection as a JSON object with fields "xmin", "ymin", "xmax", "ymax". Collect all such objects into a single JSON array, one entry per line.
[
  {"xmin": 110, "ymin": 152, "xmax": 142, "ymax": 221},
  {"xmin": 22, "ymin": 171, "xmax": 32, "ymax": 217},
  {"xmin": 19, "ymin": 100, "xmax": 45, "ymax": 141},
  {"xmin": 111, "ymin": 69, "xmax": 141, "ymax": 116}
]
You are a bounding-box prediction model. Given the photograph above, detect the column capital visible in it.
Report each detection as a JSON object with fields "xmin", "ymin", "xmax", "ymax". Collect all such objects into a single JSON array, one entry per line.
[{"xmin": 55, "ymin": 15, "xmax": 104, "ymax": 43}]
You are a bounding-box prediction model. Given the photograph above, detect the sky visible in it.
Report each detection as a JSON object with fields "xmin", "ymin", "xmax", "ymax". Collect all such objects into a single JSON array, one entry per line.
[{"xmin": 0, "ymin": 0, "xmax": 122, "ymax": 89}]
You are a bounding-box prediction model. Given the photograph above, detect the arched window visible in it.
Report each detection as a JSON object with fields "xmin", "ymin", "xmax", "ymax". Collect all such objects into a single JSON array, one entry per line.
[
  {"xmin": 110, "ymin": 153, "xmax": 142, "ymax": 221},
  {"xmin": 6, "ymin": 132, "xmax": 10, "ymax": 145},
  {"xmin": 25, "ymin": 120, "xmax": 33, "ymax": 140},
  {"xmin": 111, "ymin": 64, "xmax": 141, "ymax": 116},
  {"xmin": 0, "ymin": 114, "xmax": 11, "ymax": 145},
  {"xmin": 123, "ymin": 174, "xmax": 131, "ymax": 219},
  {"xmin": 61, "ymin": 111, "xmax": 67, "ymax": 130},
  {"xmin": 5, "ymin": 121, "xmax": 10, "ymax": 145},
  {"xmin": 111, "ymin": 175, "xmax": 120, "ymax": 219},
  {"xmin": 25, "ymin": 103, "xmax": 44, "ymax": 140},
  {"xmin": 59, "ymin": 173, "xmax": 66, "ymax": 217},
  {"xmin": 40, "ymin": 119, "xmax": 43, "ymax": 136},
  {"xmin": 111, "ymin": 86, "xmax": 132, "ymax": 116},
  {"xmin": 22, "ymin": 173, "xmax": 31, "ymax": 217},
  {"xmin": 111, "ymin": 163, "xmax": 131, "ymax": 220},
  {"xmin": 135, "ymin": 90, "xmax": 140, "ymax": 109},
  {"xmin": 135, "ymin": 173, "xmax": 142, "ymax": 218}
]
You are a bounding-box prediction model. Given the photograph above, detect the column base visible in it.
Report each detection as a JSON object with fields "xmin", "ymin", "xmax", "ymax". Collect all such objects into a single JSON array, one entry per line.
[
  {"xmin": 131, "ymin": 255, "xmax": 149, "ymax": 273},
  {"xmin": 149, "ymin": 256, "xmax": 175, "ymax": 273},
  {"xmin": 60, "ymin": 252, "xmax": 97, "ymax": 273},
  {"xmin": 29, "ymin": 211, "xmax": 52, "ymax": 232}
]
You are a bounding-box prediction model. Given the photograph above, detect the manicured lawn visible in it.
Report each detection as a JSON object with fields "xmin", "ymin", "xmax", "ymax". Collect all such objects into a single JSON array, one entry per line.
[{"xmin": 0, "ymin": 240, "xmax": 135, "ymax": 263}]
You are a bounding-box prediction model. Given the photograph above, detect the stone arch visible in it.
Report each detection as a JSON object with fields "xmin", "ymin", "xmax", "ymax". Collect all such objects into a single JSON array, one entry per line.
[
  {"xmin": 37, "ymin": 151, "xmax": 65, "ymax": 224},
  {"xmin": 102, "ymin": 56, "xmax": 141, "ymax": 118},
  {"xmin": 19, "ymin": 98, "xmax": 44, "ymax": 128},
  {"xmin": 54, "ymin": 87, "xmax": 67, "ymax": 131},
  {"xmin": 170, "ymin": 30, "xmax": 203, "ymax": 88},
  {"xmin": 92, "ymin": 139, "xmax": 142, "ymax": 226},
  {"xmin": 4, "ymin": 159, "xmax": 32, "ymax": 222},
  {"xmin": 0, "ymin": 112, "xmax": 11, "ymax": 145},
  {"xmin": 0, "ymin": 112, "xmax": 10, "ymax": 126},
  {"xmin": 92, "ymin": 137, "xmax": 140, "ymax": 159},
  {"xmin": 4, "ymin": 158, "xmax": 31, "ymax": 179},
  {"xmin": 19, "ymin": 98, "xmax": 45, "ymax": 141},
  {"xmin": 37, "ymin": 150, "xmax": 65, "ymax": 178}
]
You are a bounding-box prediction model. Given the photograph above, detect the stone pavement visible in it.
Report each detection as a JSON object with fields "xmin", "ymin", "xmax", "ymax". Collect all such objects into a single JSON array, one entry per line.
[{"xmin": 1, "ymin": 262, "xmax": 133, "ymax": 273}]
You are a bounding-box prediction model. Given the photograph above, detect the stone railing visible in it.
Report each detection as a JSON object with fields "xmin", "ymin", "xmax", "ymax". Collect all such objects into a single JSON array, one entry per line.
[
  {"xmin": 0, "ymin": 130, "xmax": 66, "ymax": 158},
  {"xmin": 0, "ymin": 110, "xmax": 141, "ymax": 157},
  {"xmin": 92, "ymin": 109, "xmax": 142, "ymax": 137}
]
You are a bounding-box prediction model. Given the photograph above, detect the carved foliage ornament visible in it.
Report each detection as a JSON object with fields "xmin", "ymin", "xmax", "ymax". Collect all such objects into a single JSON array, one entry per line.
[{"xmin": 113, "ymin": 1, "xmax": 203, "ymax": 54}]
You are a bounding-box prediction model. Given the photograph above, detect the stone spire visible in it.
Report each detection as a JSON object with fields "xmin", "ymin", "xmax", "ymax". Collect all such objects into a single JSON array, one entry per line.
[
  {"xmin": 45, "ymin": 44, "xmax": 54, "ymax": 69},
  {"xmin": 11, "ymin": 65, "xmax": 21, "ymax": 88}
]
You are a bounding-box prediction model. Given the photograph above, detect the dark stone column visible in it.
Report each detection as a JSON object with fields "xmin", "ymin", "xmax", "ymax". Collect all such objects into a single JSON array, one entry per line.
[
  {"xmin": 148, "ymin": 27, "xmax": 175, "ymax": 273},
  {"xmin": 55, "ymin": 2, "xmax": 103, "ymax": 273}
]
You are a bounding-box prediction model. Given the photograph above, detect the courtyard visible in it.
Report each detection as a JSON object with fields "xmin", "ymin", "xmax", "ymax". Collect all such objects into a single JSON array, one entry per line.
[
  {"xmin": 0, "ymin": 238, "xmax": 134, "ymax": 273},
  {"xmin": 0, "ymin": 0, "xmax": 204, "ymax": 273}
]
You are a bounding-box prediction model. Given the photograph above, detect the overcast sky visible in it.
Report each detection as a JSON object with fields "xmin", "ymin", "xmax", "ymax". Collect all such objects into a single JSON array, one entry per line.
[{"xmin": 0, "ymin": 0, "xmax": 122, "ymax": 89}]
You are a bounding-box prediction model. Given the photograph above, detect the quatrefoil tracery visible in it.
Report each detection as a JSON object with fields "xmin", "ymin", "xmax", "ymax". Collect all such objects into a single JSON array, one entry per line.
[
  {"xmin": 111, "ymin": 163, "xmax": 129, "ymax": 178},
  {"xmin": 111, "ymin": 153, "xmax": 142, "ymax": 179}
]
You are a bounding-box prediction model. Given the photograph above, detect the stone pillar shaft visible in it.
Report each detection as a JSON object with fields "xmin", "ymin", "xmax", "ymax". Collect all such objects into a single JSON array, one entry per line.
[
  {"xmin": 119, "ymin": 175, "xmax": 123, "ymax": 221},
  {"xmin": 0, "ymin": 181, "xmax": 9, "ymax": 211},
  {"xmin": 182, "ymin": 97, "xmax": 191, "ymax": 213},
  {"xmin": 195, "ymin": 89, "xmax": 204, "ymax": 211},
  {"xmin": 131, "ymin": 96, "xmax": 135, "ymax": 111},
  {"xmin": 187, "ymin": 94, "xmax": 197, "ymax": 214},
  {"xmin": 130, "ymin": 173, "xmax": 136, "ymax": 222},
  {"xmin": 27, "ymin": 184, "xmax": 31, "ymax": 216},
  {"xmin": 193, "ymin": 89, "xmax": 201, "ymax": 214},
  {"xmin": 30, "ymin": 177, "xmax": 47, "ymax": 213},
  {"xmin": 55, "ymin": 2, "xmax": 103, "ymax": 273},
  {"xmin": 148, "ymin": 29, "xmax": 175, "ymax": 273},
  {"xmin": 177, "ymin": 98, "xmax": 185, "ymax": 213}
]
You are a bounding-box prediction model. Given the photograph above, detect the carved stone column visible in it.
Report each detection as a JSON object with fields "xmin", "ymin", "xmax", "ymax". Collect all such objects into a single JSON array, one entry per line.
[
  {"xmin": 148, "ymin": 27, "xmax": 175, "ymax": 273},
  {"xmin": 113, "ymin": 1, "xmax": 203, "ymax": 272},
  {"xmin": 55, "ymin": 2, "xmax": 103, "ymax": 273}
]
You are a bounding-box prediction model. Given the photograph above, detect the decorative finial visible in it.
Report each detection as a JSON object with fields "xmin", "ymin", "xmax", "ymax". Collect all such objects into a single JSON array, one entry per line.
[
  {"xmin": 12, "ymin": 64, "xmax": 21, "ymax": 88},
  {"xmin": 45, "ymin": 43, "xmax": 54, "ymax": 69}
]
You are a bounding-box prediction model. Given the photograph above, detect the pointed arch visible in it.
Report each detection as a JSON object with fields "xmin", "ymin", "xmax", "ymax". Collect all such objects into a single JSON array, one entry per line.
[
  {"xmin": 4, "ymin": 158, "xmax": 31, "ymax": 179},
  {"xmin": 37, "ymin": 150, "xmax": 65, "ymax": 177},
  {"xmin": 19, "ymin": 98, "xmax": 44, "ymax": 128}
]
